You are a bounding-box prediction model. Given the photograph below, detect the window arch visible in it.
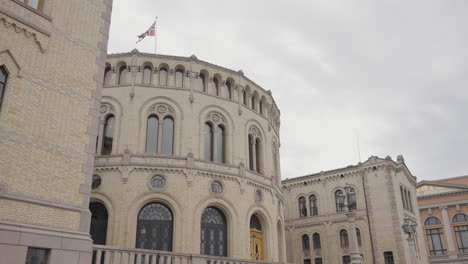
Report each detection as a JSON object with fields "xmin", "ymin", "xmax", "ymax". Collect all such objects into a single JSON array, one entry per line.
[
  {"xmin": 309, "ymin": 194, "xmax": 318, "ymax": 216},
  {"xmin": 198, "ymin": 72, "xmax": 207, "ymax": 92},
  {"xmin": 347, "ymin": 187, "xmax": 357, "ymax": 210},
  {"xmin": 299, "ymin": 196, "xmax": 307, "ymax": 217},
  {"xmin": 145, "ymin": 104, "xmax": 175, "ymax": 156},
  {"xmin": 159, "ymin": 67, "xmax": 168, "ymax": 86},
  {"xmin": 213, "ymin": 77, "xmax": 220, "ymax": 96},
  {"xmin": 175, "ymin": 68, "xmax": 184, "ymax": 88},
  {"xmin": 302, "ymin": 234, "xmax": 310, "ymax": 250},
  {"xmin": 200, "ymin": 207, "xmax": 227, "ymax": 256},
  {"xmin": 425, "ymin": 216, "xmax": 442, "ymax": 226},
  {"xmin": 0, "ymin": 66, "xmax": 8, "ymax": 112},
  {"xmin": 204, "ymin": 112, "xmax": 227, "ymax": 163},
  {"xmin": 453, "ymin": 213, "xmax": 468, "ymax": 223},
  {"xmin": 251, "ymin": 92, "xmax": 258, "ymax": 111},
  {"xmin": 103, "ymin": 66, "xmax": 112, "ymax": 86},
  {"xmin": 340, "ymin": 230, "xmax": 349, "ymax": 248},
  {"xmin": 142, "ymin": 65, "xmax": 152, "ymax": 85},
  {"xmin": 259, "ymin": 97, "xmax": 266, "ymax": 115},
  {"xmin": 89, "ymin": 202, "xmax": 108, "ymax": 245},
  {"xmin": 225, "ymin": 79, "xmax": 233, "ymax": 99},
  {"xmin": 242, "ymin": 89, "xmax": 247, "ymax": 105},
  {"xmin": 101, "ymin": 115, "xmax": 115, "ymax": 155},
  {"xmin": 118, "ymin": 65, "xmax": 127, "ymax": 85},
  {"xmin": 136, "ymin": 203, "xmax": 173, "ymax": 251},
  {"xmin": 335, "ymin": 190, "xmax": 345, "ymax": 212},
  {"xmin": 248, "ymin": 126, "xmax": 263, "ymax": 173},
  {"xmin": 312, "ymin": 233, "xmax": 321, "ymax": 249}
]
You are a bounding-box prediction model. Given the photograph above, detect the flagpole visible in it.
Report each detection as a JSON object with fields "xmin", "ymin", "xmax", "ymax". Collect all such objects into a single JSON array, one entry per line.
[{"xmin": 154, "ymin": 17, "xmax": 158, "ymax": 54}]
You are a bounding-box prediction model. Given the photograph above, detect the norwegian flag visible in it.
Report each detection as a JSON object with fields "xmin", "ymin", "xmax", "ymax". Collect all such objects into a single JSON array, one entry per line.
[{"xmin": 136, "ymin": 21, "xmax": 156, "ymax": 43}]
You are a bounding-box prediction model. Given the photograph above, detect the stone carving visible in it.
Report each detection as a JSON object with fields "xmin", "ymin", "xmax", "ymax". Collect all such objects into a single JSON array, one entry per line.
[
  {"xmin": 0, "ymin": 16, "xmax": 49, "ymax": 52},
  {"xmin": 206, "ymin": 112, "xmax": 226, "ymax": 125},
  {"xmin": 100, "ymin": 103, "xmax": 115, "ymax": 116},
  {"xmin": 148, "ymin": 103, "xmax": 174, "ymax": 116}
]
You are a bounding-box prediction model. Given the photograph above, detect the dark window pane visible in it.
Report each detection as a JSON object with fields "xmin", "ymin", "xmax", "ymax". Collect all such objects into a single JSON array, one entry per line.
[
  {"xmin": 214, "ymin": 78, "xmax": 219, "ymax": 96},
  {"xmin": 161, "ymin": 117, "xmax": 174, "ymax": 155},
  {"xmin": 204, "ymin": 123, "xmax": 213, "ymax": 161},
  {"xmin": 255, "ymin": 138, "xmax": 261, "ymax": 173},
  {"xmin": 314, "ymin": 258, "xmax": 322, "ymax": 264},
  {"xmin": 425, "ymin": 217, "xmax": 442, "ymax": 226},
  {"xmin": 384, "ymin": 252, "xmax": 394, "ymax": 264},
  {"xmin": 302, "ymin": 234, "xmax": 310, "ymax": 250},
  {"xmin": 26, "ymin": 247, "xmax": 49, "ymax": 264},
  {"xmin": 89, "ymin": 202, "xmax": 108, "ymax": 245},
  {"xmin": 250, "ymin": 215, "xmax": 262, "ymax": 230},
  {"xmin": 159, "ymin": 68, "xmax": 168, "ymax": 86},
  {"xmin": 299, "ymin": 197, "xmax": 307, "ymax": 217},
  {"xmin": 136, "ymin": 203, "xmax": 173, "ymax": 251},
  {"xmin": 342, "ymin": 255, "xmax": 350, "ymax": 264},
  {"xmin": 175, "ymin": 69, "xmax": 184, "ymax": 87},
  {"xmin": 145, "ymin": 116, "xmax": 159, "ymax": 153},
  {"xmin": 143, "ymin": 66, "xmax": 152, "ymax": 85},
  {"xmin": 101, "ymin": 116, "xmax": 115, "ymax": 155},
  {"xmin": 303, "ymin": 259, "xmax": 311, "ymax": 264},
  {"xmin": 215, "ymin": 126, "xmax": 225, "ymax": 163},
  {"xmin": 248, "ymin": 135, "xmax": 254, "ymax": 170},
  {"xmin": 313, "ymin": 233, "xmax": 321, "ymax": 249},
  {"xmin": 242, "ymin": 90, "xmax": 247, "ymax": 105},
  {"xmin": 340, "ymin": 230, "xmax": 349, "ymax": 248},
  {"xmin": 118, "ymin": 66, "xmax": 127, "ymax": 84},
  {"xmin": 200, "ymin": 207, "xmax": 227, "ymax": 256}
]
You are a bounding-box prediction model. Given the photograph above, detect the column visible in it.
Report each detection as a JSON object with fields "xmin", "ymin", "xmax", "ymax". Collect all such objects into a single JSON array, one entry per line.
[
  {"xmin": 441, "ymin": 206, "xmax": 457, "ymax": 256},
  {"xmin": 346, "ymin": 213, "xmax": 363, "ymax": 264}
]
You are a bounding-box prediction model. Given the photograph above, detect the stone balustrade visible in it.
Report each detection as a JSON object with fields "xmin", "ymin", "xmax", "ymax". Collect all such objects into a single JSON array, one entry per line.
[{"xmin": 92, "ymin": 245, "xmax": 290, "ymax": 264}]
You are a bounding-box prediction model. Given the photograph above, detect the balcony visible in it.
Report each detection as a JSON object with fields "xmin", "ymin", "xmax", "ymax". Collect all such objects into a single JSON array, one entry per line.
[
  {"xmin": 428, "ymin": 252, "xmax": 468, "ymax": 263},
  {"xmin": 92, "ymin": 245, "xmax": 289, "ymax": 264}
]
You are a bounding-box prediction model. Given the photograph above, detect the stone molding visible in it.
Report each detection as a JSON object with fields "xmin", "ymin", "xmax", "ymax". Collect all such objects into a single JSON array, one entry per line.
[{"xmin": 0, "ymin": 189, "xmax": 84, "ymax": 213}]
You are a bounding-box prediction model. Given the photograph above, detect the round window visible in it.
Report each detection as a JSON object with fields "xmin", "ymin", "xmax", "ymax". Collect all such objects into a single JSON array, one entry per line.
[
  {"xmin": 211, "ymin": 181, "xmax": 223, "ymax": 195},
  {"xmin": 91, "ymin": 175, "xmax": 101, "ymax": 190},
  {"xmin": 255, "ymin": 190, "xmax": 262, "ymax": 203},
  {"xmin": 150, "ymin": 175, "xmax": 166, "ymax": 189}
]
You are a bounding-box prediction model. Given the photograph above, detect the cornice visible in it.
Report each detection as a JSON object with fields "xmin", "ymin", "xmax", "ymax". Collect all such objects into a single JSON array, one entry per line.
[{"xmin": 417, "ymin": 189, "xmax": 468, "ymax": 200}]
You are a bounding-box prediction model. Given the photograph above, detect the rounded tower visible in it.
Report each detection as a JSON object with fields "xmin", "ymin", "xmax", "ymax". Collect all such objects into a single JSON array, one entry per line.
[{"xmin": 90, "ymin": 50, "xmax": 285, "ymax": 261}]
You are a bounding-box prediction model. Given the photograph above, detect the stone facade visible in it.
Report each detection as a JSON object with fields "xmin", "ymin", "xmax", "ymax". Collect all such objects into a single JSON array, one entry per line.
[
  {"xmin": 282, "ymin": 156, "xmax": 428, "ymax": 264},
  {"xmin": 91, "ymin": 50, "xmax": 285, "ymax": 261},
  {"xmin": 0, "ymin": 0, "xmax": 112, "ymax": 263},
  {"xmin": 417, "ymin": 175, "xmax": 468, "ymax": 263}
]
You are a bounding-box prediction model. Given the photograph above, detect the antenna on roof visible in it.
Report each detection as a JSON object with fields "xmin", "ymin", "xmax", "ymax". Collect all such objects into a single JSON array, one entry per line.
[{"xmin": 355, "ymin": 129, "xmax": 362, "ymax": 163}]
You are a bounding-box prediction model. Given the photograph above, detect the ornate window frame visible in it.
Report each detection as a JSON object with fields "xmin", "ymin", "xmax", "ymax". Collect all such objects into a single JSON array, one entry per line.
[
  {"xmin": 97, "ymin": 103, "xmax": 118, "ymax": 155},
  {"xmin": 204, "ymin": 112, "xmax": 228, "ymax": 164},
  {"xmin": 248, "ymin": 125, "xmax": 263, "ymax": 174},
  {"xmin": 144, "ymin": 103, "xmax": 176, "ymax": 155}
]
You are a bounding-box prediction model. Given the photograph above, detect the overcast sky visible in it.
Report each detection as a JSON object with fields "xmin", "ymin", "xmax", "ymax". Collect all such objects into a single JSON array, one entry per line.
[{"xmin": 108, "ymin": 0, "xmax": 468, "ymax": 181}]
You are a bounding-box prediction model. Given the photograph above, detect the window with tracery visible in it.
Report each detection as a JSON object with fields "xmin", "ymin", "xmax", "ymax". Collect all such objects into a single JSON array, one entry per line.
[
  {"xmin": 145, "ymin": 104, "xmax": 175, "ymax": 156},
  {"xmin": 204, "ymin": 112, "xmax": 227, "ymax": 163},
  {"xmin": 200, "ymin": 207, "xmax": 227, "ymax": 256},
  {"xmin": 136, "ymin": 203, "xmax": 173, "ymax": 251},
  {"xmin": 302, "ymin": 234, "xmax": 310, "ymax": 250},
  {"xmin": 248, "ymin": 126, "xmax": 262, "ymax": 173},
  {"xmin": 313, "ymin": 233, "xmax": 321, "ymax": 249}
]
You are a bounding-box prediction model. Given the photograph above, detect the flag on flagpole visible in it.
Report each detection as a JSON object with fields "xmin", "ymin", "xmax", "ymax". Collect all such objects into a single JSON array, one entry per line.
[{"xmin": 136, "ymin": 20, "xmax": 156, "ymax": 43}]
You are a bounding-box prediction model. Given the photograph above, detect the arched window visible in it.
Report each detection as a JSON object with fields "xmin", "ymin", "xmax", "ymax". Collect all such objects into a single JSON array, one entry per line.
[
  {"xmin": 251, "ymin": 95, "xmax": 256, "ymax": 110},
  {"xmin": 159, "ymin": 67, "xmax": 168, "ymax": 86},
  {"xmin": 89, "ymin": 202, "xmax": 108, "ymax": 245},
  {"xmin": 142, "ymin": 66, "xmax": 152, "ymax": 85},
  {"xmin": 335, "ymin": 190, "xmax": 345, "ymax": 212},
  {"xmin": 0, "ymin": 66, "xmax": 8, "ymax": 111},
  {"xmin": 250, "ymin": 214, "xmax": 264, "ymax": 260},
  {"xmin": 453, "ymin": 213, "xmax": 468, "ymax": 223},
  {"xmin": 242, "ymin": 90, "xmax": 247, "ymax": 105},
  {"xmin": 302, "ymin": 234, "xmax": 310, "ymax": 250},
  {"xmin": 299, "ymin": 196, "xmax": 307, "ymax": 217},
  {"xmin": 347, "ymin": 187, "xmax": 357, "ymax": 210},
  {"xmin": 118, "ymin": 65, "xmax": 127, "ymax": 85},
  {"xmin": 259, "ymin": 98, "xmax": 264, "ymax": 115},
  {"xmin": 103, "ymin": 67, "xmax": 112, "ymax": 86},
  {"xmin": 216, "ymin": 125, "xmax": 225, "ymax": 163},
  {"xmin": 255, "ymin": 138, "xmax": 261, "ymax": 173},
  {"xmin": 313, "ymin": 233, "xmax": 321, "ymax": 249},
  {"xmin": 136, "ymin": 203, "xmax": 173, "ymax": 251},
  {"xmin": 400, "ymin": 186, "xmax": 407, "ymax": 210},
  {"xmin": 145, "ymin": 116, "xmax": 159, "ymax": 153},
  {"xmin": 356, "ymin": 228, "xmax": 362, "ymax": 247},
  {"xmin": 213, "ymin": 77, "xmax": 220, "ymax": 96},
  {"xmin": 407, "ymin": 191, "xmax": 413, "ymax": 212},
  {"xmin": 199, "ymin": 73, "xmax": 206, "ymax": 92},
  {"xmin": 161, "ymin": 117, "xmax": 174, "ymax": 155},
  {"xmin": 226, "ymin": 81, "xmax": 232, "ymax": 99},
  {"xmin": 204, "ymin": 122, "xmax": 214, "ymax": 161},
  {"xmin": 101, "ymin": 115, "xmax": 115, "ymax": 155},
  {"xmin": 425, "ymin": 216, "xmax": 442, "ymax": 226},
  {"xmin": 248, "ymin": 135, "xmax": 254, "ymax": 170},
  {"xmin": 340, "ymin": 230, "xmax": 349, "ymax": 248},
  {"xmin": 250, "ymin": 214, "xmax": 262, "ymax": 231},
  {"xmin": 200, "ymin": 207, "xmax": 227, "ymax": 256},
  {"xmin": 248, "ymin": 127, "xmax": 262, "ymax": 173},
  {"xmin": 175, "ymin": 69, "xmax": 184, "ymax": 88},
  {"xmin": 309, "ymin": 194, "xmax": 318, "ymax": 216}
]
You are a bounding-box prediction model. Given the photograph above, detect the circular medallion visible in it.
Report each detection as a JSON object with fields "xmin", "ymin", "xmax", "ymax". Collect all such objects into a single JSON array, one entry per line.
[
  {"xmin": 150, "ymin": 175, "xmax": 166, "ymax": 189},
  {"xmin": 211, "ymin": 181, "xmax": 223, "ymax": 195}
]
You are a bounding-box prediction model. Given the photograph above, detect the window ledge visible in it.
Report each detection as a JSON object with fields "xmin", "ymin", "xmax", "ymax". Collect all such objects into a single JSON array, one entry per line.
[{"xmin": 10, "ymin": 0, "xmax": 51, "ymax": 21}]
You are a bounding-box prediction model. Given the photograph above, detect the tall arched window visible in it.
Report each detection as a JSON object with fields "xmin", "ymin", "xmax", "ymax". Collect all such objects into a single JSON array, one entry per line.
[
  {"xmin": 453, "ymin": 213, "xmax": 468, "ymax": 253},
  {"xmin": 347, "ymin": 187, "xmax": 357, "ymax": 210},
  {"xmin": 159, "ymin": 67, "xmax": 168, "ymax": 86},
  {"xmin": 0, "ymin": 66, "xmax": 8, "ymax": 111},
  {"xmin": 216, "ymin": 125, "xmax": 225, "ymax": 163},
  {"xmin": 145, "ymin": 116, "xmax": 159, "ymax": 153},
  {"xmin": 204, "ymin": 123, "xmax": 214, "ymax": 161},
  {"xmin": 424, "ymin": 216, "xmax": 446, "ymax": 255},
  {"xmin": 213, "ymin": 77, "xmax": 220, "ymax": 96},
  {"xmin": 356, "ymin": 228, "xmax": 362, "ymax": 247},
  {"xmin": 309, "ymin": 194, "xmax": 318, "ymax": 216},
  {"xmin": 175, "ymin": 69, "xmax": 184, "ymax": 88},
  {"xmin": 312, "ymin": 233, "xmax": 321, "ymax": 249},
  {"xmin": 299, "ymin": 196, "xmax": 307, "ymax": 217},
  {"xmin": 161, "ymin": 117, "xmax": 174, "ymax": 155},
  {"xmin": 200, "ymin": 207, "xmax": 227, "ymax": 256},
  {"xmin": 335, "ymin": 190, "xmax": 345, "ymax": 212},
  {"xmin": 142, "ymin": 66, "xmax": 152, "ymax": 85},
  {"xmin": 248, "ymin": 126, "xmax": 262, "ymax": 173},
  {"xmin": 400, "ymin": 186, "xmax": 407, "ymax": 210},
  {"xmin": 251, "ymin": 95, "xmax": 256, "ymax": 110},
  {"xmin": 248, "ymin": 135, "xmax": 254, "ymax": 170},
  {"xmin": 302, "ymin": 234, "xmax": 310, "ymax": 250},
  {"xmin": 255, "ymin": 138, "xmax": 261, "ymax": 173},
  {"xmin": 89, "ymin": 202, "xmax": 108, "ymax": 245},
  {"xmin": 242, "ymin": 90, "xmax": 247, "ymax": 105},
  {"xmin": 101, "ymin": 115, "xmax": 115, "ymax": 155},
  {"xmin": 226, "ymin": 81, "xmax": 232, "ymax": 99},
  {"xmin": 136, "ymin": 203, "xmax": 173, "ymax": 251},
  {"xmin": 259, "ymin": 98, "xmax": 264, "ymax": 115},
  {"xmin": 118, "ymin": 65, "xmax": 127, "ymax": 85},
  {"xmin": 103, "ymin": 67, "xmax": 112, "ymax": 86},
  {"xmin": 340, "ymin": 230, "xmax": 349, "ymax": 248},
  {"xmin": 199, "ymin": 73, "xmax": 206, "ymax": 92}
]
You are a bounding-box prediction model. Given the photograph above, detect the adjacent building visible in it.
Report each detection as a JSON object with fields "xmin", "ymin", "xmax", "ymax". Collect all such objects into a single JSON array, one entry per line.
[
  {"xmin": 0, "ymin": 0, "xmax": 112, "ymax": 263},
  {"xmin": 417, "ymin": 175, "xmax": 468, "ymax": 263}
]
